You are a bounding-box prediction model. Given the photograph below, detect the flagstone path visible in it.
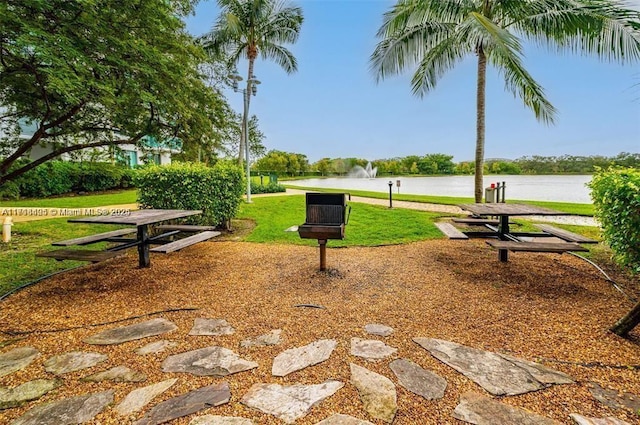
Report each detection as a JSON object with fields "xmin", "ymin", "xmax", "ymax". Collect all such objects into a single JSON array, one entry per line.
[{"xmin": 1, "ymin": 318, "xmax": 635, "ymax": 424}]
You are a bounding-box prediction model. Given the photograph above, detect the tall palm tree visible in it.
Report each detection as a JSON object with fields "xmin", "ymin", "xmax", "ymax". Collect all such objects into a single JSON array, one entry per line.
[
  {"xmin": 200, "ymin": 0, "xmax": 303, "ymax": 165},
  {"xmin": 371, "ymin": 0, "xmax": 640, "ymax": 202}
]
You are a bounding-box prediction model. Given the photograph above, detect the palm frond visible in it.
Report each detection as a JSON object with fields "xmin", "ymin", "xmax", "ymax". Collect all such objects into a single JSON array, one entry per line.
[{"xmin": 260, "ymin": 42, "xmax": 298, "ymax": 73}]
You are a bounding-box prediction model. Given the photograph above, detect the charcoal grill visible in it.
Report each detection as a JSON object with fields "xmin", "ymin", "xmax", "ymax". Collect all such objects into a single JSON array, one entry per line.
[{"xmin": 298, "ymin": 192, "xmax": 350, "ymax": 270}]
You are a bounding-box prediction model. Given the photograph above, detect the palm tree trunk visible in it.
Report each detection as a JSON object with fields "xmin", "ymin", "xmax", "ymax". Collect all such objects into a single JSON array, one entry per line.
[{"xmin": 474, "ymin": 46, "xmax": 487, "ymax": 203}]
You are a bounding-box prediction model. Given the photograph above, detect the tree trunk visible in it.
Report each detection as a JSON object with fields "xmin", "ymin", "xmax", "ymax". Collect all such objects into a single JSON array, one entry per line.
[
  {"xmin": 610, "ymin": 300, "xmax": 640, "ymax": 337},
  {"xmin": 474, "ymin": 46, "xmax": 487, "ymax": 203}
]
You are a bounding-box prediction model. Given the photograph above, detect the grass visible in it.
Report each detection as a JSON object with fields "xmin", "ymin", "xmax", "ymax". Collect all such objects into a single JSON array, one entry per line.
[
  {"xmin": 284, "ymin": 185, "xmax": 594, "ymax": 216},
  {"xmin": 0, "ymin": 189, "xmax": 137, "ymax": 208},
  {"xmin": 237, "ymin": 194, "xmax": 446, "ymax": 246},
  {"xmin": 0, "ymin": 218, "xmax": 127, "ymax": 296}
]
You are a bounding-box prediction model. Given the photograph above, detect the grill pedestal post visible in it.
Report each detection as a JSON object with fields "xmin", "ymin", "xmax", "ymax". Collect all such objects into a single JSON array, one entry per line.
[{"xmin": 318, "ymin": 239, "xmax": 327, "ymax": 271}]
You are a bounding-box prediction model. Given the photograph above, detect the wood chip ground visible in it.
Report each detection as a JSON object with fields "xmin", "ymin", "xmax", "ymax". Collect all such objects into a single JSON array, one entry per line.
[{"xmin": 1, "ymin": 239, "xmax": 639, "ymax": 424}]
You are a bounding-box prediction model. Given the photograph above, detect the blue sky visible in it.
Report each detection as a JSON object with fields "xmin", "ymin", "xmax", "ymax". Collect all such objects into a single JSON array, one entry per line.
[{"xmin": 185, "ymin": 0, "xmax": 640, "ymax": 163}]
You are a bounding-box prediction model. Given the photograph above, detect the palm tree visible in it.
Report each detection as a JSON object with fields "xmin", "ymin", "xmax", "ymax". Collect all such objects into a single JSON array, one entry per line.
[
  {"xmin": 200, "ymin": 0, "xmax": 304, "ymax": 166},
  {"xmin": 370, "ymin": 0, "xmax": 640, "ymax": 202}
]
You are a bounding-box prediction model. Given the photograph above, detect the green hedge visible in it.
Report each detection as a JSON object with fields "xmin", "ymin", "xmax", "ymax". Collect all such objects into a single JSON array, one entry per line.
[
  {"xmin": 251, "ymin": 182, "xmax": 286, "ymax": 194},
  {"xmin": 135, "ymin": 161, "xmax": 244, "ymax": 226},
  {"xmin": 1, "ymin": 161, "xmax": 135, "ymax": 199},
  {"xmin": 589, "ymin": 167, "xmax": 640, "ymax": 274}
]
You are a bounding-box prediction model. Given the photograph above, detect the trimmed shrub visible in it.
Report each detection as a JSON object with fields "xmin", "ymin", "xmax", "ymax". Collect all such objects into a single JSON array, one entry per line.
[
  {"xmin": 589, "ymin": 167, "xmax": 640, "ymax": 274},
  {"xmin": 18, "ymin": 161, "xmax": 77, "ymax": 197},
  {"xmin": 3, "ymin": 161, "xmax": 135, "ymax": 199},
  {"xmin": 135, "ymin": 161, "xmax": 244, "ymax": 226},
  {"xmin": 73, "ymin": 162, "xmax": 126, "ymax": 192},
  {"xmin": 251, "ymin": 182, "xmax": 286, "ymax": 194}
]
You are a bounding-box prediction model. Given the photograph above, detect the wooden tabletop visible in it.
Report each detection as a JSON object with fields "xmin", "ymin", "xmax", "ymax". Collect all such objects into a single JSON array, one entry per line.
[
  {"xmin": 458, "ymin": 203, "xmax": 570, "ymax": 216},
  {"xmin": 68, "ymin": 209, "xmax": 202, "ymax": 226}
]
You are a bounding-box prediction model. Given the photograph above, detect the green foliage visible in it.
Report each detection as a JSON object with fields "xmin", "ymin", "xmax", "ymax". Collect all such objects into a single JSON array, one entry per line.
[
  {"xmin": 250, "ymin": 182, "xmax": 286, "ymax": 194},
  {"xmin": 0, "ymin": 0, "xmax": 226, "ymax": 185},
  {"xmin": 254, "ymin": 150, "xmax": 309, "ymax": 176},
  {"xmin": 135, "ymin": 162, "xmax": 244, "ymax": 226},
  {"xmin": 4, "ymin": 162, "xmax": 133, "ymax": 199},
  {"xmin": 589, "ymin": 167, "xmax": 640, "ymax": 274}
]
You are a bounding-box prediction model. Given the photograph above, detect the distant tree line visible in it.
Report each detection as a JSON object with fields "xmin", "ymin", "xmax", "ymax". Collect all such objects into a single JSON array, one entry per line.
[{"xmin": 253, "ymin": 151, "xmax": 639, "ymax": 176}]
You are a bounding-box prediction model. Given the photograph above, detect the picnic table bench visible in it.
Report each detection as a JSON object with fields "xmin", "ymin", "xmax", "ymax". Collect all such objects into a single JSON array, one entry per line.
[
  {"xmin": 533, "ymin": 224, "xmax": 597, "ymax": 244},
  {"xmin": 37, "ymin": 209, "xmax": 218, "ymax": 267},
  {"xmin": 454, "ymin": 203, "xmax": 596, "ymax": 262},
  {"xmin": 150, "ymin": 231, "xmax": 220, "ymax": 253},
  {"xmin": 486, "ymin": 240, "xmax": 589, "ymax": 253},
  {"xmin": 434, "ymin": 222, "xmax": 469, "ymax": 240},
  {"xmin": 37, "ymin": 249, "xmax": 126, "ymax": 263},
  {"xmin": 52, "ymin": 228, "xmax": 136, "ymax": 246}
]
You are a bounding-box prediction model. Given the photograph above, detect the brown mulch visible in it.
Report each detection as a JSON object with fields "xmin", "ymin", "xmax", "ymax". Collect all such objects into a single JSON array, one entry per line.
[{"xmin": 1, "ymin": 238, "xmax": 639, "ymax": 424}]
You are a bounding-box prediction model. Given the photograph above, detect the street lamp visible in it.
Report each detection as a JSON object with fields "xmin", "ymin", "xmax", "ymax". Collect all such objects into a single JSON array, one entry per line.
[{"xmin": 229, "ymin": 70, "xmax": 261, "ymax": 203}]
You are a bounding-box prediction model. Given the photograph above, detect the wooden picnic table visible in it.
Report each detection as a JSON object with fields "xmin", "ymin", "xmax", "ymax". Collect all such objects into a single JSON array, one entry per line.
[
  {"xmin": 457, "ymin": 203, "xmax": 579, "ymax": 262},
  {"xmin": 69, "ymin": 209, "xmax": 202, "ymax": 267}
]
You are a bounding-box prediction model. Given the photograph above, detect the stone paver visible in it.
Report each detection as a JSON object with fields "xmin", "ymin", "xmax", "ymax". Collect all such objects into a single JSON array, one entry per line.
[
  {"xmin": 414, "ymin": 338, "xmax": 572, "ymax": 396},
  {"xmin": 43, "ymin": 351, "xmax": 108, "ymax": 375},
  {"xmin": 190, "ymin": 415, "xmax": 254, "ymax": 424},
  {"xmin": 350, "ymin": 363, "xmax": 397, "ymax": 424},
  {"xmin": 135, "ymin": 340, "xmax": 178, "ymax": 355},
  {"xmin": 9, "ymin": 390, "xmax": 114, "ymax": 425},
  {"xmin": 272, "ymin": 339, "xmax": 337, "ymax": 376},
  {"xmin": 569, "ymin": 414, "xmax": 632, "ymax": 425},
  {"xmin": 389, "ymin": 358, "xmax": 447, "ymax": 400},
  {"xmin": 350, "ymin": 338, "xmax": 397, "ymax": 360},
  {"xmin": 81, "ymin": 365, "xmax": 146, "ymax": 382},
  {"xmin": 0, "ymin": 379, "xmax": 61, "ymax": 410},
  {"xmin": 241, "ymin": 381, "xmax": 344, "ymax": 424},
  {"xmin": 453, "ymin": 392, "xmax": 560, "ymax": 425},
  {"xmin": 363, "ymin": 324, "xmax": 393, "ymax": 337},
  {"xmin": 588, "ymin": 383, "xmax": 640, "ymax": 412},
  {"xmin": 115, "ymin": 378, "xmax": 178, "ymax": 416},
  {"xmin": 84, "ymin": 318, "xmax": 177, "ymax": 345},
  {"xmin": 133, "ymin": 382, "xmax": 231, "ymax": 425},
  {"xmin": 0, "ymin": 347, "xmax": 40, "ymax": 378},
  {"xmin": 189, "ymin": 318, "xmax": 234, "ymax": 336},
  {"xmin": 162, "ymin": 346, "xmax": 258, "ymax": 376},
  {"xmin": 315, "ymin": 413, "xmax": 375, "ymax": 424},
  {"xmin": 240, "ymin": 329, "xmax": 282, "ymax": 347}
]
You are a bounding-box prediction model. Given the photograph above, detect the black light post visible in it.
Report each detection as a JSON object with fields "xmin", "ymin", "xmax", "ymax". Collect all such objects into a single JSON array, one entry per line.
[{"xmin": 388, "ymin": 181, "xmax": 393, "ymax": 208}]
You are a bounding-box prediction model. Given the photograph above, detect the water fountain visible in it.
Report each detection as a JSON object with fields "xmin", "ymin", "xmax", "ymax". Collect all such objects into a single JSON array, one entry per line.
[{"xmin": 348, "ymin": 162, "xmax": 377, "ymax": 178}]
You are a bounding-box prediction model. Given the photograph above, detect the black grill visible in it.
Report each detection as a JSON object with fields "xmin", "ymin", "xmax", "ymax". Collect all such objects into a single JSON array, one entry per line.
[{"xmin": 298, "ymin": 192, "xmax": 350, "ymax": 270}]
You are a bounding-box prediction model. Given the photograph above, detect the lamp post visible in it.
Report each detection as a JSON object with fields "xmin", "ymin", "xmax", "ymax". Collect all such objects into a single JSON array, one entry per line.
[{"xmin": 229, "ymin": 71, "xmax": 261, "ymax": 203}]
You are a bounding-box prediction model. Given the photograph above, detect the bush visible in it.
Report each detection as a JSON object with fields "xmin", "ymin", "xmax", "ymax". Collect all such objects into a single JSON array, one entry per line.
[
  {"xmin": 18, "ymin": 161, "xmax": 77, "ymax": 197},
  {"xmin": 251, "ymin": 182, "xmax": 286, "ymax": 194},
  {"xmin": 135, "ymin": 161, "xmax": 244, "ymax": 227},
  {"xmin": 3, "ymin": 160, "xmax": 135, "ymax": 199},
  {"xmin": 589, "ymin": 167, "xmax": 640, "ymax": 274},
  {"xmin": 73, "ymin": 162, "xmax": 125, "ymax": 192}
]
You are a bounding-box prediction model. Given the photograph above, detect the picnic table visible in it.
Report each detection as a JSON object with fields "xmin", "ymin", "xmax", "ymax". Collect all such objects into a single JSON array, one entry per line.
[
  {"xmin": 38, "ymin": 209, "xmax": 220, "ymax": 268},
  {"xmin": 456, "ymin": 203, "xmax": 596, "ymax": 262}
]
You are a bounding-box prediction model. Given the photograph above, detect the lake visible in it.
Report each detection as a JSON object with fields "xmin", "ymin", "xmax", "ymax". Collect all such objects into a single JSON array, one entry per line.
[{"xmin": 286, "ymin": 175, "xmax": 594, "ymax": 204}]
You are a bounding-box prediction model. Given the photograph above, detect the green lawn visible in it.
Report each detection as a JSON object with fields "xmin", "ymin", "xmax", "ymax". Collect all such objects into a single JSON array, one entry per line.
[
  {"xmin": 0, "ymin": 189, "xmax": 137, "ymax": 208},
  {"xmin": 237, "ymin": 195, "xmax": 446, "ymax": 246},
  {"xmin": 284, "ymin": 185, "xmax": 594, "ymax": 216},
  {"xmin": 0, "ymin": 218, "xmax": 127, "ymax": 297}
]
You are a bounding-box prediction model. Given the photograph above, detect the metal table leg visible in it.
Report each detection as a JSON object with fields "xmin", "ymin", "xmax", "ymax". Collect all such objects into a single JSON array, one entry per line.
[
  {"xmin": 137, "ymin": 225, "xmax": 150, "ymax": 268},
  {"xmin": 498, "ymin": 215, "xmax": 510, "ymax": 262}
]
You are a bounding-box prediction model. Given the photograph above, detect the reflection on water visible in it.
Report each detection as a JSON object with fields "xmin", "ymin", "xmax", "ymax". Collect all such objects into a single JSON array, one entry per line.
[{"xmin": 286, "ymin": 175, "xmax": 593, "ymax": 204}]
